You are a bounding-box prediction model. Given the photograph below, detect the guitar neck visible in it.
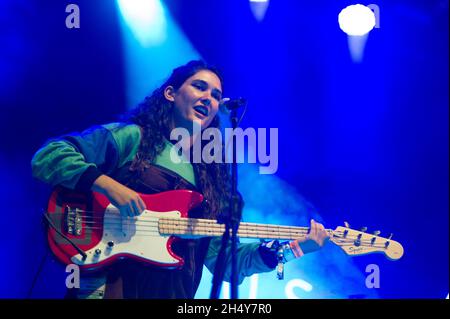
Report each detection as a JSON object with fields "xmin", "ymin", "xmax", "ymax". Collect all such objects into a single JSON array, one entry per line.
[{"xmin": 158, "ymin": 217, "xmax": 333, "ymax": 241}]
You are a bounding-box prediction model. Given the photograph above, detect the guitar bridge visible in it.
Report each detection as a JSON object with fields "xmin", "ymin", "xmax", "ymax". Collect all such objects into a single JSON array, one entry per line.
[{"xmin": 65, "ymin": 206, "xmax": 83, "ymax": 236}]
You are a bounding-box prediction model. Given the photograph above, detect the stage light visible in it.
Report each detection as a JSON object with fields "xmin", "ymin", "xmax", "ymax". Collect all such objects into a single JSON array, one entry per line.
[
  {"xmin": 249, "ymin": 0, "xmax": 270, "ymax": 22},
  {"xmin": 116, "ymin": 0, "xmax": 199, "ymax": 109},
  {"xmin": 338, "ymin": 4, "xmax": 378, "ymax": 63},
  {"xmin": 117, "ymin": 0, "xmax": 167, "ymax": 46},
  {"xmin": 338, "ymin": 4, "xmax": 376, "ymax": 36}
]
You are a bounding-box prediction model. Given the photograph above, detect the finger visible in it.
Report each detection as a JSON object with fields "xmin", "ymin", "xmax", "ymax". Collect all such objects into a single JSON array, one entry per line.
[
  {"xmin": 127, "ymin": 202, "xmax": 136, "ymax": 217},
  {"xmin": 320, "ymin": 234, "xmax": 330, "ymax": 246},
  {"xmin": 321, "ymin": 229, "xmax": 330, "ymax": 240},
  {"xmin": 120, "ymin": 207, "xmax": 129, "ymax": 219},
  {"xmin": 317, "ymin": 223, "xmax": 326, "ymax": 237},
  {"xmin": 310, "ymin": 219, "xmax": 318, "ymax": 237},
  {"xmin": 317, "ymin": 229, "xmax": 328, "ymax": 241},
  {"xmin": 138, "ymin": 197, "xmax": 146, "ymax": 213},
  {"xmin": 131, "ymin": 193, "xmax": 145, "ymax": 215},
  {"xmin": 132, "ymin": 200, "xmax": 142, "ymax": 216},
  {"xmin": 322, "ymin": 228, "xmax": 331, "ymax": 242}
]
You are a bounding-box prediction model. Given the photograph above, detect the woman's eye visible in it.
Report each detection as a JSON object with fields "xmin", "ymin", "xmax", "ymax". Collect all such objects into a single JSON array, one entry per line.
[{"xmin": 193, "ymin": 83, "xmax": 205, "ymax": 90}]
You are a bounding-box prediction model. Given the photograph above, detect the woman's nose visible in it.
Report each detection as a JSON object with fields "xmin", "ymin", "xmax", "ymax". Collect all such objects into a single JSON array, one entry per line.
[{"xmin": 201, "ymin": 98, "xmax": 211, "ymax": 106}]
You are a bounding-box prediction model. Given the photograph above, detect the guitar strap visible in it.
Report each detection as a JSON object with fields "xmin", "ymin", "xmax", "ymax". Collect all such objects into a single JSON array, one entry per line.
[{"xmin": 118, "ymin": 162, "xmax": 199, "ymax": 194}]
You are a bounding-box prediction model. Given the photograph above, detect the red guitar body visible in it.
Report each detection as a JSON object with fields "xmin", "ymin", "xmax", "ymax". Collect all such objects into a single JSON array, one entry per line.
[{"xmin": 46, "ymin": 187, "xmax": 204, "ymax": 272}]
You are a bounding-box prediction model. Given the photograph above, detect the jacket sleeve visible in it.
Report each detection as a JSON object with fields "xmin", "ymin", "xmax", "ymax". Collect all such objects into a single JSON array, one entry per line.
[
  {"xmin": 204, "ymin": 237, "xmax": 277, "ymax": 285},
  {"xmin": 31, "ymin": 123, "xmax": 141, "ymax": 191}
]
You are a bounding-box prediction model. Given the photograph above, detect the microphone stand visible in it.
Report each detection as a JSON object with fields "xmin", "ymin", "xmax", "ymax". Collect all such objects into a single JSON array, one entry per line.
[{"xmin": 210, "ymin": 101, "xmax": 244, "ymax": 299}]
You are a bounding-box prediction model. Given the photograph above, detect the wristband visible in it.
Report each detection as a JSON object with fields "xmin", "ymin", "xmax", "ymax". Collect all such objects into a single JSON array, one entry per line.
[
  {"xmin": 289, "ymin": 240, "xmax": 304, "ymax": 259},
  {"xmin": 260, "ymin": 240, "xmax": 304, "ymax": 264}
]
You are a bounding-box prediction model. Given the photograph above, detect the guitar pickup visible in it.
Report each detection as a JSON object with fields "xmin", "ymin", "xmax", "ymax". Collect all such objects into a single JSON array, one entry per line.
[{"xmin": 65, "ymin": 206, "xmax": 83, "ymax": 236}]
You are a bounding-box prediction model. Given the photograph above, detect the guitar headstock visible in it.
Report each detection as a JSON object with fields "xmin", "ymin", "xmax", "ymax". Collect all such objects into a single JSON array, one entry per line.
[{"xmin": 330, "ymin": 225, "xmax": 404, "ymax": 260}]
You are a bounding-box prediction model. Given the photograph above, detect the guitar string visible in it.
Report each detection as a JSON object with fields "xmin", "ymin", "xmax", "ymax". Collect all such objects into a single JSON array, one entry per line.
[
  {"xmin": 52, "ymin": 211, "xmax": 316, "ymax": 232},
  {"xmin": 54, "ymin": 219, "xmax": 338, "ymax": 240},
  {"xmin": 52, "ymin": 214, "xmax": 388, "ymax": 247},
  {"xmin": 60, "ymin": 216, "xmax": 387, "ymax": 243},
  {"xmin": 62, "ymin": 226, "xmax": 384, "ymax": 246},
  {"xmin": 50, "ymin": 210, "xmax": 385, "ymax": 239},
  {"xmin": 50, "ymin": 208, "xmax": 391, "ymax": 238},
  {"xmin": 48, "ymin": 211, "xmax": 391, "ymax": 245},
  {"xmin": 54, "ymin": 223, "xmax": 387, "ymax": 247},
  {"xmin": 50, "ymin": 209, "xmax": 333, "ymax": 234},
  {"xmin": 58, "ymin": 223, "xmax": 314, "ymax": 238},
  {"xmin": 77, "ymin": 219, "xmax": 316, "ymax": 233},
  {"xmin": 53, "ymin": 226, "xmax": 387, "ymax": 248},
  {"xmin": 63, "ymin": 217, "xmax": 314, "ymax": 232},
  {"xmin": 65, "ymin": 219, "xmax": 311, "ymax": 233},
  {"xmin": 53, "ymin": 211, "xmax": 323, "ymax": 235},
  {"xmin": 55, "ymin": 218, "xmax": 386, "ymax": 241},
  {"xmin": 53, "ymin": 212, "xmax": 355, "ymax": 240}
]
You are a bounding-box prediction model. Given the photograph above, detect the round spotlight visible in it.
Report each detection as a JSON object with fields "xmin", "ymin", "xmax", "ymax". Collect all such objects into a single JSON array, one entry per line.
[{"xmin": 338, "ymin": 4, "xmax": 376, "ymax": 36}]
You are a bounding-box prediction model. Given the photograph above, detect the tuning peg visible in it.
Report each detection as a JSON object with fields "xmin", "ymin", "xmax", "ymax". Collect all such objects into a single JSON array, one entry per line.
[
  {"xmin": 384, "ymin": 233, "xmax": 393, "ymax": 248},
  {"xmin": 354, "ymin": 233, "xmax": 362, "ymax": 246},
  {"xmin": 372, "ymin": 230, "xmax": 381, "ymax": 236},
  {"xmin": 344, "ymin": 221, "xmax": 350, "ymax": 228},
  {"xmin": 360, "ymin": 227, "xmax": 367, "ymax": 232}
]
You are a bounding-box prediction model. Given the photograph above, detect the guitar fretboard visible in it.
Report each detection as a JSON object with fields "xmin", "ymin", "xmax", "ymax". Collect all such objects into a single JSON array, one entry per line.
[{"xmin": 158, "ymin": 217, "xmax": 333, "ymax": 240}]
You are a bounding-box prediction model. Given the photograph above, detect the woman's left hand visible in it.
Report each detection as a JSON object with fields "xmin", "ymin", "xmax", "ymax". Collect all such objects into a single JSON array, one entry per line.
[{"xmin": 296, "ymin": 219, "xmax": 330, "ymax": 254}]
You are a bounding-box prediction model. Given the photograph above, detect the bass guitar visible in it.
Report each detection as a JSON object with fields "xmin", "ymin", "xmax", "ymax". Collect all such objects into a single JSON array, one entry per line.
[{"xmin": 45, "ymin": 187, "xmax": 404, "ymax": 271}]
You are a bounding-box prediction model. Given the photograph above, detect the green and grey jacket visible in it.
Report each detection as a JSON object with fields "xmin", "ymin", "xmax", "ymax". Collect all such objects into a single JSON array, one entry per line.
[{"xmin": 31, "ymin": 122, "xmax": 276, "ymax": 298}]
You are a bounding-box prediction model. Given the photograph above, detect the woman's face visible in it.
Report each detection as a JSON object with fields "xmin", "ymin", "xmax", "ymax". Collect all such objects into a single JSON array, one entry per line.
[{"xmin": 165, "ymin": 69, "xmax": 222, "ymax": 132}]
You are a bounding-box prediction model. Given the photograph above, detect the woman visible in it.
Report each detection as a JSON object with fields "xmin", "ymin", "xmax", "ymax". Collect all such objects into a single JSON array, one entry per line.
[{"xmin": 31, "ymin": 60, "xmax": 329, "ymax": 298}]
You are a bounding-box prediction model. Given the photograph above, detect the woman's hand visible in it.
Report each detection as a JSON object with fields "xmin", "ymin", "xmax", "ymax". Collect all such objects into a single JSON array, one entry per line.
[
  {"xmin": 297, "ymin": 219, "xmax": 330, "ymax": 254},
  {"xmin": 92, "ymin": 175, "xmax": 146, "ymax": 218}
]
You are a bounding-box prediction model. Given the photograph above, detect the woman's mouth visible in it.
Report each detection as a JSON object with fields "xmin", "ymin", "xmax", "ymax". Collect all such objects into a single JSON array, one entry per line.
[{"xmin": 193, "ymin": 105, "xmax": 209, "ymax": 117}]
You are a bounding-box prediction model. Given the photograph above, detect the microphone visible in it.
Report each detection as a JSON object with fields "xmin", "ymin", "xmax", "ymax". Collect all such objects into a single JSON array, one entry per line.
[{"xmin": 219, "ymin": 97, "xmax": 247, "ymax": 113}]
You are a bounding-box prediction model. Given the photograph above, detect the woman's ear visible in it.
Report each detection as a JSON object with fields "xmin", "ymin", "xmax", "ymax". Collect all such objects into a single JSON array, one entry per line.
[{"xmin": 164, "ymin": 86, "xmax": 176, "ymax": 102}]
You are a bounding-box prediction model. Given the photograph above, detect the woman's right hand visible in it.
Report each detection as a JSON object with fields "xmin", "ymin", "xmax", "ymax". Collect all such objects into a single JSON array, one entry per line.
[{"xmin": 91, "ymin": 175, "xmax": 146, "ymax": 218}]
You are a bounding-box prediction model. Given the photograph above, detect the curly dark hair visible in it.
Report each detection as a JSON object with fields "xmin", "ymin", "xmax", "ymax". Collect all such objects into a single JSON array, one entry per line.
[{"xmin": 125, "ymin": 60, "xmax": 230, "ymax": 219}]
